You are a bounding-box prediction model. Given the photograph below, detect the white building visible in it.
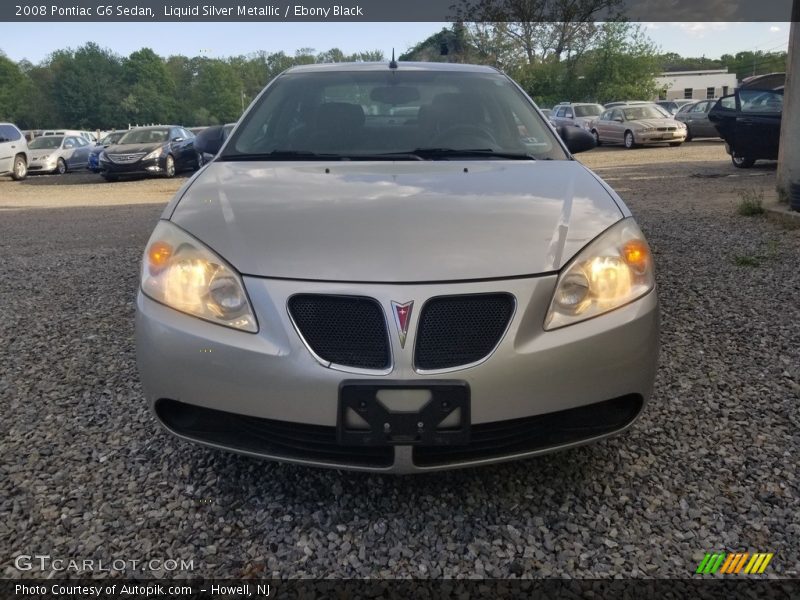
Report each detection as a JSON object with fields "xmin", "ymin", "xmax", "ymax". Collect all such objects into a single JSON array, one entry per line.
[{"xmin": 655, "ymin": 69, "xmax": 739, "ymax": 101}]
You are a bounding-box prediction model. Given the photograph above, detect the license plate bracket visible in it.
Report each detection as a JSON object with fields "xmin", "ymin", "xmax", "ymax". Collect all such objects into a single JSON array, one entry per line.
[{"xmin": 338, "ymin": 380, "xmax": 470, "ymax": 446}]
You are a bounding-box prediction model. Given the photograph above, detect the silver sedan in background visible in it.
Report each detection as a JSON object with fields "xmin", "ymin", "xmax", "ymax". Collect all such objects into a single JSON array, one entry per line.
[
  {"xmin": 27, "ymin": 134, "xmax": 92, "ymax": 174},
  {"xmin": 591, "ymin": 105, "xmax": 687, "ymax": 149},
  {"xmin": 136, "ymin": 62, "xmax": 659, "ymax": 473}
]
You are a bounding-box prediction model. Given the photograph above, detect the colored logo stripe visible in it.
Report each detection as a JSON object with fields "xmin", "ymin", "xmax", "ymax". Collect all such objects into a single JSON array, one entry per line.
[{"xmin": 696, "ymin": 552, "xmax": 774, "ymax": 575}]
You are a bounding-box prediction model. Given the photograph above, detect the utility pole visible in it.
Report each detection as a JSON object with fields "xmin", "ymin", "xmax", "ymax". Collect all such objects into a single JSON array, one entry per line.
[{"xmin": 777, "ymin": 0, "xmax": 800, "ymax": 211}]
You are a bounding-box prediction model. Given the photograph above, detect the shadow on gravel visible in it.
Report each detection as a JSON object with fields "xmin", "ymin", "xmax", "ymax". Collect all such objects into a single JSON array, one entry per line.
[{"xmin": 18, "ymin": 172, "xmax": 191, "ymax": 186}]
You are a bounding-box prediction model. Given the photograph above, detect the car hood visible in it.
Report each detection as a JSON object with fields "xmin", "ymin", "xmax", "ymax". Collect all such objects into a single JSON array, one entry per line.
[
  {"xmin": 28, "ymin": 148, "xmax": 62, "ymax": 159},
  {"xmin": 170, "ymin": 161, "xmax": 624, "ymax": 282},
  {"xmin": 630, "ymin": 118, "xmax": 678, "ymax": 129},
  {"xmin": 105, "ymin": 142, "xmax": 164, "ymax": 154}
]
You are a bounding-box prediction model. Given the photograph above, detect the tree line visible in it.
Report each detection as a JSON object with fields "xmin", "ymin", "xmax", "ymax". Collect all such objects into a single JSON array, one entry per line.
[
  {"xmin": 0, "ymin": 19, "xmax": 788, "ymax": 130},
  {"xmin": 0, "ymin": 45, "xmax": 383, "ymax": 130},
  {"xmin": 400, "ymin": 22, "xmax": 788, "ymax": 107}
]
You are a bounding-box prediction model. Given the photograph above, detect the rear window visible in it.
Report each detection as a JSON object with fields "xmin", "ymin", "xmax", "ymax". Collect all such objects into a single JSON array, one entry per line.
[{"xmin": 224, "ymin": 69, "xmax": 566, "ymax": 160}]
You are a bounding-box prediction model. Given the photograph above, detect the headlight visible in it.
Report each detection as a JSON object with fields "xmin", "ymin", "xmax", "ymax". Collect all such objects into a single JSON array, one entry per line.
[
  {"xmin": 140, "ymin": 220, "xmax": 258, "ymax": 332},
  {"xmin": 143, "ymin": 148, "xmax": 162, "ymax": 160},
  {"xmin": 544, "ymin": 218, "xmax": 655, "ymax": 330},
  {"xmin": 639, "ymin": 127, "xmax": 655, "ymax": 133},
  {"xmin": 99, "ymin": 151, "xmax": 108, "ymax": 161}
]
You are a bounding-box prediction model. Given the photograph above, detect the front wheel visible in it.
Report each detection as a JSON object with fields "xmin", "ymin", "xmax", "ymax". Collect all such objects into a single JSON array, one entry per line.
[
  {"xmin": 592, "ymin": 130, "xmax": 602, "ymax": 146},
  {"xmin": 624, "ymin": 131, "xmax": 637, "ymax": 149},
  {"xmin": 194, "ymin": 152, "xmax": 204, "ymax": 170},
  {"xmin": 56, "ymin": 158, "xmax": 67, "ymax": 175},
  {"xmin": 12, "ymin": 154, "xmax": 27, "ymax": 180},
  {"xmin": 164, "ymin": 154, "xmax": 176, "ymax": 178},
  {"xmin": 732, "ymin": 156, "xmax": 755, "ymax": 169}
]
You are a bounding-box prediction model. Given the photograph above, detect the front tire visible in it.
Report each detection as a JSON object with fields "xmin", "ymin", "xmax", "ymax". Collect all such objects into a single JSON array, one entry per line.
[
  {"xmin": 732, "ymin": 156, "xmax": 755, "ymax": 169},
  {"xmin": 624, "ymin": 131, "xmax": 637, "ymax": 149},
  {"xmin": 592, "ymin": 130, "xmax": 602, "ymax": 146},
  {"xmin": 194, "ymin": 152, "xmax": 204, "ymax": 170},
  {"xmin": 164, "ymin": 154, "xmax": 176, "ymax": 178},
  {"xmin": 56, "ymin": 158, "xmax": 67, "ymax": 175},
  {"xmin": 11, "ymin": 154, "xmax": 27, "ymax": 180}
]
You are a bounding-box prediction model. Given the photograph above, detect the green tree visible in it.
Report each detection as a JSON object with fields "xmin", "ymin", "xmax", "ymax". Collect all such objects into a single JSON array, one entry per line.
[{"xmin": 121, "ymin": 48, "xmax": 176, "ymax": 125}]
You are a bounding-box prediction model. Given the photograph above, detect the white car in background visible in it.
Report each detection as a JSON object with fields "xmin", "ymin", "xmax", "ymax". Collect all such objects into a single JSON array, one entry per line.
[{"xmin": 0, "ymin": 123, "xmax": 28, "ymax": 180}]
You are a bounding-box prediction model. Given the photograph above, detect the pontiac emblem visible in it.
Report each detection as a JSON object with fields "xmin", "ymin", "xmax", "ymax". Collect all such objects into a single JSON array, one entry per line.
[{"xmin": 391, "ymin": 301, "xmax": 414, "ymax": 348}]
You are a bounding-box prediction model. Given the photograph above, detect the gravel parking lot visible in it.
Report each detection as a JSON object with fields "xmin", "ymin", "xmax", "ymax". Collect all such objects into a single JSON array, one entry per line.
[{"xmin": 2, "ymin": 141, "xmax": 799, "ymax": 579}]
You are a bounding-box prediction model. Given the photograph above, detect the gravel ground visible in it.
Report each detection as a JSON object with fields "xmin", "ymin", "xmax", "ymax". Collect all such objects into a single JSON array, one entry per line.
[{"xmin": 1, "ymin": 142, "xmax": 799, "ymax": 579}]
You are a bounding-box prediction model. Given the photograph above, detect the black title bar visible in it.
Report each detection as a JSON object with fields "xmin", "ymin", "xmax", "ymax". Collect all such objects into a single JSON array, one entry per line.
[{"xmin": 3, "ymin": 0, "xmax": 795, "ymax": 22}]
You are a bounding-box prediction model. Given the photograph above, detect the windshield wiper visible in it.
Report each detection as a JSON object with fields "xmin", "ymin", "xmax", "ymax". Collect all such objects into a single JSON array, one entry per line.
[
  {"xmin": 390, "ymin": 148, "xmax": 536, "ymax": 161},
  {"xmin": 220, "ymin": 150, "xmax": 345, "ymax": 161}
]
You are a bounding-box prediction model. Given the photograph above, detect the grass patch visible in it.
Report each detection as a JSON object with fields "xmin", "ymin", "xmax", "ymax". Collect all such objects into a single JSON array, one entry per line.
[
  {"xmin": 737, "ymin": 189, "xmax": 765, "ymax": 216},
  {"xmin": 732, "ymin": 255, "xmax": 760, "ymax": 267}
]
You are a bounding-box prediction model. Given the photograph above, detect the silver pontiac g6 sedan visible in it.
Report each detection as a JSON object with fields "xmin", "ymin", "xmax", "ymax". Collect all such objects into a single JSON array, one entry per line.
[{"xmin": 136, "ymin": 62, "xmax": 659, "ymax": 473}]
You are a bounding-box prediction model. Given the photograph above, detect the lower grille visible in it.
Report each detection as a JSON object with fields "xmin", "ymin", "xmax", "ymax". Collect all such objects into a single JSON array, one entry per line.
[
  {"xmin": 155, "ymin": 399, "xmax": 393, "ymax": 468},
  {"xmin": 108, "ymin": 152, "xmax": 146, "ymax": 164},
  {"xmin": 413, "ymin": 395, "xmax": 643, "ymax": 466},
  {"xmin": 414, "ymin": 293, "xmax": 515, "ymax": 371},
  {"xmin": 288, "ymin": 294, "xmax": 390, "ymax": 371}
]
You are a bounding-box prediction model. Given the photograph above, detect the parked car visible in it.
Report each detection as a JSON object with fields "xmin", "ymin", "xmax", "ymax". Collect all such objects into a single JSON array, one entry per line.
[
  {"xmin": 550, "ymin": 103, "xmax": 605, "ymax": 130},
  {"xmin": 708, "ymin": 88, "xmax": 783, "ymax": 168},
  {"xmin": 540, "ymin": 108, "xmax": 553, "ymax": 119},
  {"xmin": 604, "ymin": 100, "xmax": 650, "ymax": 108},
  {"xmin": 199, "ymin": 122, "xmax": 237, "ymax": 162},
  {"xmin": 0, "ymin": 122, "xmax": 29, "ymax": 180},
  {"xmin": 88, "ymin": 130, "xmax": 128, "ymax": 172},
  {"xmin": 591, "ymin": 104, "xmax": 687, "ymax": 148},
  {"xmin": 137, "ymin": 61, "xmax": 658, "ymax": 473},
  {"xmin": 655, "ymin": 100, "xmax": 695, "ymax": 115},
  {"xmin": 674, "ymin": 100, "xmax": 721, "ymax": 141},
  {"xmin": 98, "ymin": 126, "xmax": 200, "ymax": 181},
  {"xmin": 27, "ymin": 134, "xmax": 92, "ymax": 174}
]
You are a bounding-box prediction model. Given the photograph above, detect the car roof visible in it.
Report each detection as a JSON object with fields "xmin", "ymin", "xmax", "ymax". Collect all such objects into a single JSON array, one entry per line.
[{"xmin": 283, "ymin": 61, "xmax": 499, "ymax": 74}]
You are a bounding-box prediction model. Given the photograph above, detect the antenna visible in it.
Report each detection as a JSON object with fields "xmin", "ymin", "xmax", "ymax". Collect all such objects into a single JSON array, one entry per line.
[{"xmin": 389, "ymin": 49, "xmax": 398, "ymax": 69}]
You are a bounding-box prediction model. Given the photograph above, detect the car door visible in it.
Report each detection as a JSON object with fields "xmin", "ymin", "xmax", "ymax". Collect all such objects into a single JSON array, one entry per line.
[
  {"xmin": 708, "ymin": 95, "xmax": 737, "ymax": 147},
  {"xmin": 168, "ymin": 127, "xmax": 190, "ymax": 168},
  {"xmin": 71, "ymin": 136, "xmax": 91, "ymax": 168},
  {"xmin": 594, "ymin": 110, "xmax": 613, "ymax": 141},
  {"xmin": 607, "ymin": 109, "xmax": 625, "ymax": 143},
  {"xmin": 682, "ymin": 101, "xmax": 705, "ymax": 137},
  {"xmin": 0, "ymin": 124, "xmax": 21, "ymax": 174},
  {"xmin": 734, "ymin": 89, "xmax": 783, "ymax": 159},
  {"xmin": 61, "ymin": 136, "xmax": 78, "ymax": 166}
]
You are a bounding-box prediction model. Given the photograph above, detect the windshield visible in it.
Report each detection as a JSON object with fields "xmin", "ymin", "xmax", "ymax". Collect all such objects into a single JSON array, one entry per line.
[
  {"xmin": 119, "ymin": 128, "xmax": 169, "ymax": 144},
  {"xmin": 101, "ymin": 132, "xmax": 126, "ymax": 145},
  {"xmin": 574, "ymin": 104, "xmax": 604, "ymax": 117},
  {"xmin": 623, "ymin": 106, "xmax": 668, "ymax": 121},
  {"xmin": 222, "ymin": 69, "xmax": 566, "ymax": 160},
  {"xmin": 29, "ymin": 136, "xmax": 63, "ymax": 149}
]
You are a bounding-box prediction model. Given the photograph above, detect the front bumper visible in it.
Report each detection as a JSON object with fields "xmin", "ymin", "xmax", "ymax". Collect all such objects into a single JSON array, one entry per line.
[
  {"xmin": 638, "ymin": 131, "xmax": 687, "ymax": 144},
  {"xmin": 100, "ymin": 156, "xmax": 166, "ymax": 176},
  {"xmin": 136, "ymin": 276, "xmax": 659, "ymax": 473}
]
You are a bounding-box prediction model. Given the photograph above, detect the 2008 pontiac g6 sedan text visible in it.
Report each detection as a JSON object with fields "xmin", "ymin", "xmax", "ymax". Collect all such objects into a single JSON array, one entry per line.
[{"xmin": 136, "ymin": 62, "xmax": 659, "ymax": 473}]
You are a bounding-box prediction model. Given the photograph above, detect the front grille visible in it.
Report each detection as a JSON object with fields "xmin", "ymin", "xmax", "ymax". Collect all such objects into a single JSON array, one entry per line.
[
  {"xmin": 656, "ymin": 127, "xmax": 677, "ymax": 132},
  {"xmin": 413, "ymin": 395, "xmax": 643, "ymax": 467},
  {"xmin": 414, "ymin": 293, "xmax": 515, "ymax": 370},
  {"xmin": 108, "ymin": 152, "xmax": 146, "ymax": 164},
  {"xmin": 155, "ymin": 399, "xmax": 393, "ymax": 467},
  {"xmin": 288, "ymin": 295, "xmax": 390, "ymax": 370}
]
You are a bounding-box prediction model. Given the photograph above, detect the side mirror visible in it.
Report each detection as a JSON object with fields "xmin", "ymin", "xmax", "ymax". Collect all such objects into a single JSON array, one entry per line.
[
  {"xmin": 171, "ymin": 136, "xmax": 185, "ymax": 143},
  {"xmin": 614, "ymin": 117, "xmax": 624, "ymax": 123},
  {"xmin": 558, "ymin": 126, "xmax": 596, "ymax": 154},
  {"xmin": 194, "ymin": 125, "xmax": 226, "ymax": 156}
]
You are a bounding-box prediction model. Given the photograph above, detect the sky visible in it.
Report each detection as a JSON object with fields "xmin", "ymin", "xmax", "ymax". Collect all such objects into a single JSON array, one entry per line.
[{"xmin": 0, "ymin": 22, "xmax": 792, "ymax": 64}]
